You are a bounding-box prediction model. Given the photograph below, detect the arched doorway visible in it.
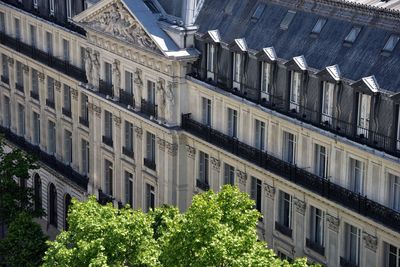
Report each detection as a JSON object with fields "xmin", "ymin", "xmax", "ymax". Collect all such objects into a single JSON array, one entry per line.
[
  {"xmin": 48, "ymin": 183, "xmax": 57, "ymax": 227},
  {"xmin": 64, "ymin": 194, "xmax": 72, "ymax": 230}
]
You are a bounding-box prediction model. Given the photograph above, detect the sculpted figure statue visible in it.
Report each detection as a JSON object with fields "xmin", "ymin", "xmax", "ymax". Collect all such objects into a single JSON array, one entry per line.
[
  {"xmin": 165, "ymin": 82, "xmax": 175, "ymax": 122},
  {"xmin": 92, "ymin": 51, "xmax": 100, "ymax": 89},
  {"xmin": 134, "ymin": 68, "xmax": 143, "ymax": 110},
  {"xmin": 112, "ymin": 60, "xmax": 121, "ymax": 98},
  {"xmin": 84, "ymin": 48, "xmax": 93, "ymax": 86},
  {"xmin": 156, "ymin": 78, "xmax": 166, "ymax": 119}
]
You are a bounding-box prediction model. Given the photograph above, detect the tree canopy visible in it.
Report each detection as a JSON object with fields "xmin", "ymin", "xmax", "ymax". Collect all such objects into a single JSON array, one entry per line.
[{"xmin": 43, "ymin": 185, "xmax": 314, "ymax": 267}]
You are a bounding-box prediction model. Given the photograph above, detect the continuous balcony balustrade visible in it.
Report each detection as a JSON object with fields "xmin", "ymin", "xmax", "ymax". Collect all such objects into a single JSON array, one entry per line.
[
  {"xmin": 181, "ymin": 113, "xmax": 400, "ymax": 232},
  {"xmin": 196, "ymin": 179, "xmax": 210, "ymax": 191},
  {"xmin": 188, "ymin": 68, "xmax": 400, "ymax": 158},
  {"xmin": 119, "ymin": 89, "xmax": 135, "ymax": 107},
  {"xmin": 0, "ymin": 126, "xmax": 88, "ymax": 190}
]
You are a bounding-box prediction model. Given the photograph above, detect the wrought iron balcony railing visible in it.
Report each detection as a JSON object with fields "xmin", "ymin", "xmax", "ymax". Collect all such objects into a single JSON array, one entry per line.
[
  {"xmin": 275, "ymin": 222, "xmax": 293, "ymax": 238},
  {"xmin": 122, "ymin": 146, "xmax": 134, "ymax": 158},
  {"xmin": 0, "ymin": 126, "xmax": 88, "ymax": 190},
  {"xmin": 181, "ymin": 113, "xmax": 400, "ymax": 232},
  {"xmin": 15, "ymin": 82, "xmax": 24, "ymax": 93},
  {"xmin": 62, "ymin": 108, "xmax": 71, "ymax": 118},
  {"xmin": 1, "ymin": 75, "xmax": 9, "ymax": 84},
  {"xmin": 98, "ymin": 189, "xmax": 114, "ymax": 206},
  {"xmin": 119, "ymin": 89, "xmax": 135, "ymax": 107},
  {"xmin": 102, "ymin": 135, "xmax": 113, "ymax": 147},
  {"xmin": 141, "ymin": 99, "xmax": 157, "ymax": 119},
  {"xmin": 306, "ymin": 238, "xmax": 325, "ymax": 256},
  {"xmin": 99, "ymin": 80, "xmax": 113, "ymax": 98},
  {"xmin": 79, "ymin": 116, "xmax": 89, "ymax": 127},
  {"xmin": 46, "ymin": 99, "xmax": 55, "ymax": 109},
  {"xmin": 30, "ymin": 90, "xmax": 39, "ymax": 100},
  {"xmin": 340, "ymin": 257, "xmax": 358, "ymax": 267},
  {"xmin": 196, "ymin": 179, "xmax": 210, "ymax": 191},
  {"xmin": 144, "ymin": 158, "xmax": 156, "ymax": 171}
]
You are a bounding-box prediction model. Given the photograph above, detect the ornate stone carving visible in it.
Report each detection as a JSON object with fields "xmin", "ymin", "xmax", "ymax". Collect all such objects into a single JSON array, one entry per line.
[
  {"xmin": 7, "ymin": 57, "xmax": 14, "ymax": 66},
  {"xmin": 166, "ymin": 142, "xmax": 178, "ymax": 156},
  {"xmin": 22, "ymin": 64, "xmax": 29, "ymax": 74},
  {"xmin": 210, "ymin": 157, "xmax": 221, "ymax": 171},
  {"xmin": 91, "ymin": 51, "xmax": 100, "ymax": 89},
  {"xmin": 264, "ymin": 183, "xmax": 275, "ymax": 199},
  {"xmin": 112, "ymin": 59, "xmax": 121, "ymax": 98},
  {"xmin": 84, "ymin": 47, "xmax": 93, "ymax": 85},
  {"xmin": 326, "ymin": 214, "xmax": 340, "ymax": 232},
  {"xmin": 156, "ymin": 78, "xmax": 166, "ymax": 120},
  {"xmin": 54, "ymin": 81, "xmax": 62, "ymax": 92},
  {"xmin": 71, "ymin": 88, "xmax": 79, "ymax": 100},
  {"xmin": 38, "ymin": 72, "xmax": 45, "ymax": 82},
  {"xmin": 186, "ymin": 145, "xmax": 196, "ymax": 159},
  {"xmin": 81, "ymin": 2, "xmax": 158, "ymax": 52},
  {"xmin": 363, "ymin": 232, "xmax": 378, "ymax": 251},
  {"xmin": 134, "ymin": 127, "xmax": 143, "ymax": 139},
  {"xmin": 113, "ymin": 116, "xmax": 121, "ymax": 127},
  {"xmin": 88, "ymin": 103, "xmax": 101, "ymax": 117},
  {"xmin": 293, "ymin": 198, "xmax": 306, "ymax": 215},
  {"xmin": 165, "ymin": 81, "xmax": 175, "ymax": 123},
  {"xmin": 157, "ymin": 137, "xmax": 165, "ymax": 151},
  {"xmin": 134, "ymin": 68, "xmax": 143, "ymax": 110},
  {"xmin": 236, "ymin": 170, "xmax": 247, "ymax": 185}
]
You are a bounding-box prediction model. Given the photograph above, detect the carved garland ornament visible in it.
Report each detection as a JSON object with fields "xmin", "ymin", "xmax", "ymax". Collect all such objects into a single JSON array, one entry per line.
[
  {"xmin": 236, "ymin": 170, "xmax": 247, "ymax": 185},
  {"xmin": 134, "ymin": 127, "xmax": 143, "ymax": 139},
  {"xmin": 166, "ymin": 142, "xmax": 177, "ymax": 156},
  {"xmin": 264, "ymin": 183, "xmax": 275, "ymax": 199},
  {"xmin": 186, "ymin": 145, "xmax": 196, "ymax": 159},
  {"xmin": 88, "ymin": 103, "xmax": 101, "ymax": 117},
  {"xmin": 293, "ymin": 198, "xmax": 306, "ymax": 215},
  {"xmin": 157, "ymin": 138, "xmax": 166, "ymax": 151},
  {"xmin": 363, "ymin": 232, "xmax": 378, "ymax": 252},
  {"xmin": 210, "ymin": 157, "xmax": 221, "ymax": 171},
  {"xmin": 326, "ymin": 214, "xmax": 340, "ymax": 232}
]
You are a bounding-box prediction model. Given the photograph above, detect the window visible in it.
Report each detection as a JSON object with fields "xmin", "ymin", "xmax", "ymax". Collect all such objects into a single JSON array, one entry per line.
[
  {"xmin": 232, "ymin": 52, "xmax": 241, "ymax": 87},
  {"xmin": 254, "ymin": 119, "xmax": 266, "ymax": 151},
  {"xmin": 349, "ymin": 158, "xmax": 364, "ymax": 194},
  {"xmin": 147, "ymin": 80, "xmax": 156, "ymax": 104},
  {"xmin": 223, "ymin": 163, "xmax": 235, "ymax": 185},
  {"xmin": 315, "ymin": 144, "xmax": 328, "ymax": 178},
  {"xmin": 202, "ymin": 97, "xmax": 212, "ymax": 126},
  {"xmin": 145, "ymin": 184, "xmax": 155, "ymax": 212},
  {"xmin": 104, "ymin": 159, "xmax": 113, "ymax": 196},
  {"xmin": 344, "ymin": 223, "xmax": 360, "ymax": 266},
  {"xmin": 14, "ymin": 18, "xmax": 20, "ymax": 40},
  {"xmin": 49, "ymin": 183, "xmax": 58, "ymax": 227},
  {"xmin": 278, "ymin": 191, "xmax": 292, "ymax": 229},
  {"xmin": 227, "ymin": 108, "xmax": 238, "ymax": 138},
  {"xmin": 2, "ymin": 54, "xmax": 9, "ymax": 80},
  {"xmin": 251, "ymin": 177, "xmax": 262, "ymax": 214},
  {"xmin": 16, "ymin": 61, "xmax": 24, "ymax": 88},
  {"xmin": 0, "ymin": 12, "xmax": 5, "ymax": 33},
  {"xmin": 31, "ymin": 69, "xmax": 39, "ymax": 98},
  {"xmin": 309, "ymin": 206, "xmax": 325, "ymax": 249},
  {"xmin": 104, "ymin": 110, "xmax": 113, "ymax": 139},
  {"xmin": 32, "ymin": 112, "xmax": 40, "ymax": 145},
  {"xmin": 382, "ymin": 35, "xmax": 400, "ymax": 53},
  {"xmin": 63, "ymin": 39, "xmax": 70, "ymax": 62},
  {"xmin": 357, "ymin": 93, "xmax": 371, "ymax": 137},
  {"xmin": 47, "ymin": 120, "xmax": 56, "ymax": 155},
  {"xmin": 198, "ymin": 151, "xmax": 209, "ymax": 186},
  {"xmin": 46, "ymin": 32, "xmax": 53, "ymax": 54},
  {"xmin": 146, "ymin": 132, "xmax": 156, "ymax": 163},
  {"xmin": 206, "ymin": 43, "xmax": 215, "ymax": 73},
  {"xmin": 34, "ymin": 174, "xmax": 42, "ymax": 212},
  {"xmin": 80, "ymin": 93, "xmax": 89, "ymax": 124},
  {"xmin": 104, "ymin": 62, "xmax": 112, "ymax": 84},
  {"xmin": 289, "ymin": 71, "xmax": 301, "ymax": 112},
  {"xmin": 63, "ymin": 85, "xmax": 71, "ymax": 116},
  {"xmin": 385, "ymin": 243, "xmax": 400, "ymax": 267},
  {"xmin": 125, "ymin": 171, "xmax": 133, "ymax": 207},
  {"xmin": 321, "ymin": 81, "xmax": 334, "ymax": 124},
  {"xmin": 125, "ymin": 71, "xmax": 134, "ymax": 94},
  {"xmin": 64, "ymin": 130, "xmax": 72, "ymax": 164},
  {"xmin": 311, "ymin": 18, "xmax": 327, "ymax": 35},
  {"xmin": 81, "ymin": 139, "xmax": 90, "ymax": 175},
  {"xmin": 30, "ymin": 25, "xmax": 37, "ymax": 47},
  {"xmin": 344, "ymin": 26, "xmax": 361, "ymax": 45},
  {"xmin": 17, "ymin": 103, "xmax": 25, "ymax": 136},
  {"xmin": 49, "ymin": 0, "xmax": 55, "ymax": 15},
  {"xmin": 389, "ymin": 174, "xmax": 400, "ymax": 211},
  {"xmin": 124, "ymin": 121, "xmax": 134, "ymax": 157},
  {"xmin": 66, "ymin": 0, "xmax": 72, "ymax": 19},
  {"xmin": 280, "ymin": 10, "xmax": 296, "ymax": 30},
  {"xmin": 47, "ymin": 76, "xmax": 55, "ymax": 105},
  {"xmin": 282, "ymin": 131, "xmax": 296, "ymax": 164},
  {"xmin": 261, "ymin": 62, "xmax": 271, "ymax": 98},
  {"xmin": 3, "ymin": 96, "xmax": 10, "ymax": 128},
  {"xmin": 80, "ymin": 47, "xmax": 85, "ymax": 69}
]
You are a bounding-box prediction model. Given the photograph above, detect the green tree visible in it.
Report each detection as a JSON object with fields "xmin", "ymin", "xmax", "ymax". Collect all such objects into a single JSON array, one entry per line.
[
  {"xmin": 42, "ymin": 196, "xmax": 160, "ymax": 267},
  {"xmin": 0, "ymin": 212, "xmax": 48, "ymax": 267}
]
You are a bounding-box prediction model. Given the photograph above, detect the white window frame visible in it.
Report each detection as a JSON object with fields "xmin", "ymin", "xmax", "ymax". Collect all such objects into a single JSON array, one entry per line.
[
  {"xmin": 385, "ymin": 242, "xmax": 400, "ymax": 267},
  {"xmin": 223, "ymin": 163, "xmax": 235, "ymax": 185},
  {"xmin": 254, "ymin": 119, "xmax": 266, "ymax": 151},
  {"xmin": 66, "ymin": 0, "xmax": 72, "ymax": 19},
  {"xmin": 124, "ymin": 121, "xmax": 134, "ymax": 152},
  {"xmin": 81, "ymin": 139, "xmax": 90, "ymax": 175},
  {"xmin": 14, "ymin": 18, "xmax": 20, "ymax": 40},
  {"xmin": 145, "ymin": 183, "xmax": 155, "ymax": 212},
  {"xmin": 49, "ymin": 0, "xmax": 55, "ymax": 15},
  {"xmin": 389, "ymin": 173, "xmax": 400, "ymax": 211},
  {"xmin": 125, "ymin": 171, "xmax": 134, "ymax": 207},
  {"xmin": 198, "ymin": 151, "xmax": 209, "ymax": 185},
  {"xmin": 146, "ymin": 132, "xmax": 156, "ymax": 162},
  {"xmin": 357, "ymin": 93, "xmax": 371, "ymax": 138},
  {"xmin": 104, "ymin": 159, "xmax": 113, "ymax": 196},
  {"xmin": 201, "ymin": 97, "xmax": 212, "ymax": 126},
  {"xmin": 349, "ymin": 158, "xmax": 364, "ymax": 194},
  {"xmin": 261, "ymin": 62, "xmax": 271, "ymax": 100},
  {"xmin": 47, "ymin": 120, "xmax": 56, "ymax": 155},
  {"xmin": 283, "ymin": 131, "xmax": 296, "ymax": 164},
  {"xmin": 17, "ymin": 103, "xmax": 25, "ymax": 136},
  {"xmin": 227, "ymin": 108, "xmax": 238, "ymax": 138},
  {"xmin": 64, "ymin": 130, "xmax": 72, "ymax": 164},
  {"xmin": 309, "ymin": 206, "xmax": 325, "ymax": 247},
  {"xmin": 315, "ymin": 144, "xmax": 328, "ymax": 178},
  {"xmin": 321, "ymin": 81, "xmax": 334, "ymax": 124},
  {"xmin": 206, "ymin": 43, "xmax": 215, "ymax": 75},
  {"xmin": 232, "ymin": 52, "xmax": 241, "ymax": 89},
  {"xmin": 289, "ymin": 71, "xmax": 301, "ymax": 112},
  {"xmin": 345, "ymin": 223, "xmax": 361, "ymax": 266},
  {"xmin": 251, "ymin": 177, "xmax": 262, "ymax": 214},
  {"xmin": 278, "ymin": 190, "xmax": 292, "ymax": 229},
  {"xmin": 104, "ymin": 110, "xmax": 113, "ymax": 139}
]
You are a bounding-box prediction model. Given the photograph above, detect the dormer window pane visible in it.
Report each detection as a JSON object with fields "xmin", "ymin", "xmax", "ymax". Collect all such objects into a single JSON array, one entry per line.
[
  {"xmin": 289, "ymin": 71, "xmax": 301, "ymax": 112},
  {"xmin": 280, "ymin": 10, "xmax": 296, "ymax": 30},
  {"xmin": 311, "ymin": 18, "xmax": 327, "ymax": 35},
  {"xmin": 321, "ymin": 81, "xmax": 334, "ymax": 124},
  {"xmin": 233, "ymin": 52, "xmax": 241, "ymax": 85},
  {"xmin": 356, "ymin": 93, "xmax": 371, "ymax": 138},
  {"xmin": 206, "ymin": 43, "xmax": 215, "ymax": 73},
  {"xmin": 344, "ymin": 26, "xmax": 361, "ymax": 44},
  {"xmin": 261, "ymin": 62, "xmax": 271, "ymax": 99},
  {"xmin": 383, "ymin": 35, "xmax": 399, "ymax": 53}
]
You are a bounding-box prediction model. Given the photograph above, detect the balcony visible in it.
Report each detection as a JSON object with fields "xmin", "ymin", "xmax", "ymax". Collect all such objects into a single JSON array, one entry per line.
[
  {"xmin": 98, "ymin": 189, "xmax": 114, "ymax": 206},
  {"xmin": 62, "ymin": 108, "xmax": 71, "ymax": 118},
  {"xmin": 122, "ymin": 146, "xmax": 134, "ymax": 158},
  {"xmin": 0, "ymin": 32, "xmax": 86, "ymax": 83},
  {"xmin": 99, "ymin": 80, "xmax": 113, "ymax": 98},
  {"xmin": 306, "ymin": 238, "xmax": 325, "ymax": 256},
  {"xmin": 1, "ymin": 75, "xmax": 9, "ymax": 84},
  {"xmin": 141, "ymin": 99, "xmax": 157, "ymax": 119},
  {"xmin": 144, "ymin": 158, "xmax": 156, "ymax": 171},
  {"xmin": 340, "ymin": 257, "xmax": 358, "ymax": 267},
  {"xmin": 102, "ymin": 136, "xmax": 113, "ymax": 147},
  {"xmin": 196, "ymin": 179, "xmax": 210, "ymax": 191},
  {"xmin": 188, "ymin": 68, "xmax": 400, "ymax": 158},
  {"xmin": 30, "ymin": 91, "xmax": 39, "ymax": 101},
  {"xmin": 119, "ymin": 89, "xmax": 134, "ymax": 107},
  {"xmin": 275, "ymin": 222, "xmax": 293, "ymax": 238},
  {"xmin": 15, "ymin": 82, "xmax": 24, "ymax": 93},
  {"xmin": 0, "ymin": 126, "xmax": 88, "ymax": 190},
  {"xmin": 79, "ymin": 116, "xmax": 89, "ymax": 127},
  {"xmin": 46, "ymin": 99, "xmax": 55, "ymax": 109},
  {"xmin": 181, "ymin": 113, "xmax": 400, "ymax": 233}
]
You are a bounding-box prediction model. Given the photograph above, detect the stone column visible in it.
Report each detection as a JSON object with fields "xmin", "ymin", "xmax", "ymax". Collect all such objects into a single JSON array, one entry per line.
[
  {"xmin": 134, "ymin": 68, "xmax": 143, "ymax": 111},
  {"xmin": 54, "ymin": 81, "xmax": 62, "ymax": 161},
  {"xmin": 363, "ymin": 232, "xmax": 378, "ymax": 267},
  {"xmin": 157, "ymin": 137, "xmax": 166, "ymax": 204},
  {"xmin": 293, "ymin": 197, "xmax": 306, "ymax": 258},
  {"xmin": 23, "ymin": 65, "xmax": 31, "ymax": 142},
  {"xmin": 263, "ymin": 183, "xmax": 276, "ymax": 244},
  {"xmin": 326, "ymin": 214, "xmax": 340, "ymax": 267},
  {"xmin": 113, "ymin": 116, "xmax": 122, "ymax": 201},
  {"xmin": 88, "ymin": 103, "xmax": 102, "ymax": 193},
  {"xmin": 38, "ymin": 72, "xmax": 46, "ymax": 152},
  {"xmin": 166, "ymin": 142, "xmax": 178, "ymax": 206},
  {"xmin": 210, "ymin": 156, "xmax": 221, "ymax": 191},
  {"xmin": 71, "ymin": 88, "xmax": 79, "ymax": 170},
  {"xmin": 180, "ymin": 145, "xmax": 196, "ymax": 210},
  {"xmin": 134, "ymin": 127, "xmax": 143, "ymax": 209}
]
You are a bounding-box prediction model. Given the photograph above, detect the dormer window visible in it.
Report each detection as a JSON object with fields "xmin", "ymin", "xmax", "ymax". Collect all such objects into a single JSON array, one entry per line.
[
  {"xmin": 206, "ymin": 43, "xmax": 215, "ymax": 79},
  {"xmin": 261, "ymin": 62, "xmax": 271, "ymax": 100},
  {"xmin": 66, "ymin": 0, "xmax": 72, "ymax": 19},
  {"xmin": 232, "ymin": 52, "xmax": 242, "ymax": 89},
  {"xmin": 344, "ymin": 26, "xmax": 361, "ymax": 46},
  {"xmin": 33, "ymin": 0, "xmax": 38, "ymax": 9},
  {"xmin": 356, "ymin": 93, "xmax": 371, "ymax": 138},
  {"xmin": 289, "ymin": 71, "xmax": 301, "ymax": 112},
  {"xmin": 321, "ymin": 81, "xmax": 334, "ymax": 125},
  {"xmin": 49, "ymin": 0, "xmax": 55, "ymax": 15}
]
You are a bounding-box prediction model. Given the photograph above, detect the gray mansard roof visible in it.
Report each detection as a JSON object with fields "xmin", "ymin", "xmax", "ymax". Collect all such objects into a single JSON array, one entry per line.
[{"xmin": 195, "ymin": 0, "xmax": 400, "ymax": 93}]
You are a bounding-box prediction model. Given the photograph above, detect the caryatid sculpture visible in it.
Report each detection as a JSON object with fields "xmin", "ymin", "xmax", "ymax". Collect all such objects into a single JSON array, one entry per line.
[{"xmin": 134, "ymin": 68, "xmax": 143, "ymax": 110}]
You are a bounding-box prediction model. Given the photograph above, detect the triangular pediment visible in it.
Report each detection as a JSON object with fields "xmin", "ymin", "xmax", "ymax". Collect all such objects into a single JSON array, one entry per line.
[
  {"xmin": 74, "ymin": 0, "xmax": 178, "ymax": 55},
  {"xmin": 228, "ymin": 38, "xmax": 248, "ymax": 53},
  {"xmin": 202, "ymin": 30, "xmax": 221, "ymax": 43},
  {"xmin": 352, "ymin": 75, "xmax": 380, "ymax": 95},
  {"xmin": 256, "ymin": 47, "xmax": 277, "ymax": 62},
  {"xmin": 316, "ymin": 65, "xmax": 341, "ymax": 82},
  {"xmin": 285, "ymin": 55, "xmax": 308, "ymax": 71}
]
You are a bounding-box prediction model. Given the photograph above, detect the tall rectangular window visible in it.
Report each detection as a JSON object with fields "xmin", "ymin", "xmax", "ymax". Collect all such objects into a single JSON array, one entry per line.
[
  {"xmin": 147, "ymin": 80, "xmax": 156, "ymax": 104},
  {"xmin": 344, "ymin": 223, "xmax": 360, "ymax": 266},
  {"xmin": 207, "ymin": 43, "xmax": 215, "ymax": 73},
  {"xmin": 124, "ymin": 121, "xmax": 134, "ymax": 157},
  {"xmin": 125, "ymin": 171, "xmax": 133, "ymax": 207},
  {"xmin": 232, "ymin": 52, "xmax": 241, "ymax": 87},
  {"xmin": 47, "ymin": 76, "xmax": 55, "ymax": 105},
  {"xmin": 47, "ymin": 120, "xmax": 56, "ymax": 155},
  {"xmin": 0, "ymin": 12, "xmax": 5, "ymax": 33},
  {"xmin": 315, "ymin": 144, "xmax": 328, "ymax": 178},
  {"xmin": 223, "ymin": 163, "xmax": 235, "ymax": 185},
  {"xmin": 63, "ymin": 39, "xmax": 70, "ymax": 62},
  {"xmin": 2, "ymin": 54, "xmax": 9, "ymax": 80},
  {"xmin": 349, "ymin": 158, "xmax": 364, "ymax": 194},
  {"xmin": 385, "ymin": 243, "xmax": 400, "ymax": 267},
  {"xmin": 63, "ymin": 85, "xmax": 71, "ymax": 116},
  {"xmin": 261, "ymin": 62, "xmax": 271, "ymax": 98},
  {"xmin": 227, "ymin": 108, "xmax": 238, "ymax": 138},
  {"xmin": 389, "ymin": 174, "xmax": 400, "ymax": 212},
  {"xmin": 104, "ymin": 62, "xmax": 112, "ymax": 84},
  {"xmin": 145, "ymin": 184, "xmax": 155, "ymax": 212},
  {"xmin": 251, "ymin": 177, "xmax": 262, "ymax": 214},
  {"xmin": 199, "ymin": 151, "xmax": 209, "ymax": 186},
  {"xmin": 81, "ymin": 139, "xmax": 90, "ymax": 175},
  {"xmin": 104, "ymin": 110, "xmax": 113, "ymax": 139},
  {"xmin": 289, "ymin": 71, "xmax": 301, "ymax": 112},
  {"xmin": 30, "ymin": 25, "xmax": 37, "ymax": 48},
  {"xmin": 46, "ymin": 32, "xmax": 53, "ymax": 54},
  {"xmin": 64, "ymin": 130, "xmax": 72, "ymax": 164},
  {"xmin": 80, "ymin": 93, "xmax": 89, "ymax": 124},
  {"xmin": 125, "ymin": 71, "xmax": 134, "ymax": 94},
  {"xmin": 104, "ymin": 160, "xmax": 113, "ymax": 196},
  {"xmin": 146, "ymin": 132, "xmax": 156, "ymax": 162},
  {"xmin": 3, "ymin": 96, "xmax": 10, "ymax": 128},
  {"xmin": 278, "ymin": 190, "xmax": 292, "ymax": 229},
  {"xmin": 357, "ymin": 93, "xmax": 371, "ymax": 138},
  {"xmin": 309, "ymin": 206, "xmax": 325, "ymax": 248},
  {"xmin": 202, "ymin": 97, "xmax": 212, "ymax": 126},
  {"xmin": 17, "ymin": 103, "xmax": 25, "ymax": 136},
  {"xmin": 16, "ymin": 61, "xmax": 24, "ymax": 88},
  {"xmin": 321, "ymin": 81, "xmax": 334, "ymax": 124},
  {"xmin": 31, "ymin": 69, "xmax": 39, "ymax": 97},
  {"xmin": 32, "ymin": 112, "xmax": 40, "ymax": 145},
  {"xmin": 254, "ymin": 119, "xmax": 266, "ymax": 151},
  {"xmin": 282, "ymin": 131, "xmax": 296, "ymax": 164},
  {"xmin": 14, "ymin": 18, "xmax": 20, "ymax": 40}
]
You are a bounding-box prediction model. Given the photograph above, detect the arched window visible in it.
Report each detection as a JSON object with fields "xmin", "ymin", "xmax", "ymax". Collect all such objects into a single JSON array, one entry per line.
[
  {"xmin": 49, "ymin": 183, "xmax": 58, "ymax": 227},
  {"xmin": 64, "ymin": 194, "xmax": 72, "ymax": 230},
  {"xmin": 33, "ymin": 174, "xmax": 42, "ymax": 212}
]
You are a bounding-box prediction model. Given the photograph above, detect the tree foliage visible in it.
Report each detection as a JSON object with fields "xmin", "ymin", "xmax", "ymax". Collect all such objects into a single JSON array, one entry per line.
[
  {"xmin": 0, "ymin": 212, "xmax": 48, "ymax": 267},
  {"xmin": 43, "ymin": 186, "xmax": 314, "ymax": 267}
]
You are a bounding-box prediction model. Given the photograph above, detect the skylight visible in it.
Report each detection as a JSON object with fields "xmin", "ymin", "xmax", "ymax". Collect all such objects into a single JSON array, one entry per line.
[
  {"xmin": 280, "ymin": 10, "xmax": 296, "ymax": 30},
  {"xmin": 311, "ymin": 18, "xmax": 327, "ymax": 35},
  {"xmin": 383, "ymin": 35, "xmax": 400, "ymax": 53},
  {"xmin": 344, "ymin": 26, "xmax": 362, "ymax": 44},
  {"xmin": 252, "ymin": 4, "xmax": 266, "ymax": 20}
]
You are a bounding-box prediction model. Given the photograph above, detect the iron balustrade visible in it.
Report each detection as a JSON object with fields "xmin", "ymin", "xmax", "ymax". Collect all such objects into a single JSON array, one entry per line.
[
  {"xmin": 306, "ymin": 238, "xmax": 325, "ymax": 256},
  {"xmin": 30, "ymin": 91, "xmax": 39, "ymax": 100},
  {"xmin": 189, "ymin": 68, "xmax": 400, "ymax": 158},
  {"xmin": 0, "ymin": 126, "xmax": 88, "ymax": 190},
  {"xmin": 102, "ymin": 136, "xmax": 113, "ymax": 147},
  {"xmin": 98, "ymin": 189, "xmax": 114, "ymax": 205},
  {"xmin": 46, "ymin": 99, "xmax": 55, "ymax": 109},
  {"xmin": 99, "ymin": 80, "xmax": 114, "ymax": 97},
  {"xmin": 119, "ymin": 89, "xmax": 135, "ymax": 107},
  {"xmin": 1, "ymin": 75, "xmax": 9, "ymax": 84},
  {"xmin": 79, "ymin": 116, "xmax": 89, "ymax": 127},
  {"xmin": 141, "ymin": 99, "xmax": 158, "ymax": 119},
  {"xmin": 122, "ymin": 146, "xmax": 134, "ymax": 158},
  {"xmin": 340, "ymin": 257, "xmax": 358, "ymax": 267},
  {"xmin": 0, "ymin": 32, "xmax": 87, "ymax": 83},
  {"xmin": 62, "ymin": 108, "xmax": 71, "ymax": 118},
  {"xmin": 196, "ymin": 179, "xmax": 210, "ymax": 191},
  {"xmin": 181, "ymin": 113, "xmax": 400, "ymax": 232},
  {"xmin": 15, "ymin": 82, "xmax": 24, "ymax": 93},
  {"xmin": 275, "ymin": 222, "xmax": 293, "ymax": 238},
  {"xmin": 144, "ymin": 158, "xmax": 156, "ymax": 171}
]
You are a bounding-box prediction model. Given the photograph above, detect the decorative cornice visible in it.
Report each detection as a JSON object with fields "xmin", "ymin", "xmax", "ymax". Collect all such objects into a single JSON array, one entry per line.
[
  {"xmin": 293, "ymin": 198, "xmax": 306, "ymax": 215},
  {"xmin": 326, "ymin": 214, "xmax": 340, "ymax": 232},
  {"xmin": 186, "ymin": 145, "xmax": 196, "ymax": 159},
  {"xmin": 210, "ymin": 157, "xmax": 221, "ymax": 171},
  {"xmin": 134, "ymin": 127, "xmax": 143, "ymax": 139},
  {"xmin": 264, "ymin": 183, "xmax": 275, "ymax": 199},
  {"xmin": 363, "ymin": 232, "xmax": 378, "ymax": 252},
  {"xmin": 236, "ymin": 170, "xmax": 247, "ymax": 185},
  {"xmin": 54, "ymin": 81, "xmax": 62, "ymax": 92}
]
